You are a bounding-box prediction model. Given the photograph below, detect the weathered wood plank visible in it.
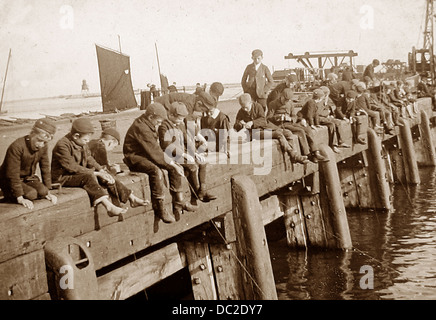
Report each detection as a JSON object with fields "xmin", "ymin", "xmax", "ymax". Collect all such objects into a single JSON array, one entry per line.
[
  {"xmin": 278, "ymin": 192, "xmax": 306, "ymax": 248},
  {"xmin": 183, "ymin": 241, "xmax": 217, "ymax": 300},
  {"xmin": 97, "ymin": 242, "xmax": 187, "ymax": 300},
  {"xmin": 260, "ymin": 195, "xmax": 284, "ymax": 225},
  {"xmin": 209, "ymin": 243, "xmax": 244, "ymax": 300},
  {"xmin": 0, "ymin": 250, "xmax": 48, "ymax": 300},
  {"xmin": 300, "ymin": 194, "xmax": 327, "ymax": 247}
]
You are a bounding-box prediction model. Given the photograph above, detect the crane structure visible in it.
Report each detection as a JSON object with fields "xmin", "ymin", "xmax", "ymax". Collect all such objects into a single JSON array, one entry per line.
[{"xmin": 409, "ymin": 0, "xmax": 436, "ymax": 85}]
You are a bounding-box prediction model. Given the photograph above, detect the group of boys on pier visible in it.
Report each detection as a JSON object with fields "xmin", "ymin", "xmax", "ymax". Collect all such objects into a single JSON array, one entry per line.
[{"xmin": 1, "ymin": 49, "xmax": 435, "ymax": 226}]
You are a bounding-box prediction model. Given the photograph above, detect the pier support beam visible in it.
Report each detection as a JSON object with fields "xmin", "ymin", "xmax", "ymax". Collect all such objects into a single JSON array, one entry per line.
[
  {"xmin": 366, "ymin": 128, "xmax": 391, "ymax": 210},
  {"xmin": 318, "ymin": 145, "xmax": 352, "ymax": 250},
  {"xmin": 231, "ymin": 175, "xmax": 277, "ymax": 300},
  {"xmin": 398, "ymin": 120, "xmax": 421, "ymax": 184},
  {"xmin": 417, "ymin": 110, "xmax": 436, "ymax": 166}
]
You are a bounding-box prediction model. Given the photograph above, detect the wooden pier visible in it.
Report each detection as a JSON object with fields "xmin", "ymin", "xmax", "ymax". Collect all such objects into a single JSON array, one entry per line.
[{"xmin": 1, "ymin": 98, "xmax": 435, "ymax": 300}]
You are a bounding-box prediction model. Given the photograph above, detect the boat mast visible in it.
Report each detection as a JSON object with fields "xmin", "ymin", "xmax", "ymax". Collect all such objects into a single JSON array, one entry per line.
[
  {"xmin": 117, "ymin": 34, "xmax": 122, "ymax": 54},
  {"xmin": 0, "ymin": 48, "xmax": 11, "ymax": 112},
  {"xmin": 155, "ymin": 42, "xmax": 163, "ymax": 89}
]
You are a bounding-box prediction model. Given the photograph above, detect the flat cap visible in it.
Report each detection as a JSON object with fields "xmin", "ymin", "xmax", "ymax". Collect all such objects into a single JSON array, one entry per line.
[
  {"xmin": 210, "ymin": 82, "xmax": 224, "ymax": 96},
  {"xmin": 345, "ymin": 90, "xmax": 358, "ymax": 99},
  {"xmin": 169, "ymin": 101, "xmax": 189, "ymax": 117},
  {"xmin": 33, "ymin": 118, "xmax": 56, "ymax": 135},
  {"xmin": 145, "ymin": 103, "xmax": 168, "ymax": 119},
  {"xmin": 72, "ymin": 117, "xmax": 94, "ymax": 134},
  {"xmin": 102, "ymin": 127, "xmax": 121, "ymax": 144},
  {"xmin": 197, "ymin": 91, "xmax": 217, "ymax": 110},
  {"xmin": 252, "ymin": 49, "xmax": 263, "ymax": 58},
  {"xmin": 312, "ymin": 89, "xmax": 324, "ymax": 100}
]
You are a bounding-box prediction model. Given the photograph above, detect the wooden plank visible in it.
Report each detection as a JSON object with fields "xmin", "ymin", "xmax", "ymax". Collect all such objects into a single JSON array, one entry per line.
[
  {"xmin": 318, "ymin": 172, "xmax": 338, "ymax": 248},
  {"xmin": 0, "ymin": 250, "xmax": 48, "ymax": 300},
  {"xmin": 97, "ymin": 242, "xmax": 186, "ymax": 300},
  {"xmin": 31, "ymin": 292, "xmax": 51, "ymax": 300},
  {"xmin": 300, "ymin": 194, "xmax": 327, "ymax": 247},
  {"xmin": 353, "ymin": 165, "xmax": 374, "ymax": 208},
  {"xmin": 338, "ymin": 166, "xmax": 359, "ymax": 208},
  {"xmin": 209, "ymin": 243, "xmax": 244, "ymax": 300},
  {"xmin": 260, "ymin": 195, "xmax": 284, "ymax": 225},
  {"xmin": 0, "ymin": 188, "xmax": 94, "ymax": 263},
  {"xmin": 278, "ymin": 192, "xmax": 306, "ymax": 248},
  {"xmin": 183, "ymin": 241, "xmax": 217, "ymax": 300},
  {"xmin": 389, "ymin": 147, "xmax": 406, "ymax": 184},
  {"xmin": 77, "ymin": 182, "xmax": 233, "ymax": 271}
]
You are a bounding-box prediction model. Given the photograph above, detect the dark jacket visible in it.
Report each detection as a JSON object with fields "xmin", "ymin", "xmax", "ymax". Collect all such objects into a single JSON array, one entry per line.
[
  {"xmin": 299, "ymin": 99, "xmax": 319, "ymax": 126},
  {"xmin": 201, "ymin": 111, "xmax": 230, "ymax": 152},
  {"xmin": 328, "ymin": 81, "xmax": 352, "ymax": 100},
  {"xmin": 154, "ymin": 92, "xmax": 197, "ymax": 114},
  {"xmin": 0, "ymin": 136, "xmax": 51, "ymax": 198},
  {"xmin": 234, "ymin": 102, "xmax": 277, "ymax": 132},
  {"xmin": 158, "ymin": 119, "xmax": 194, "ymax": 162},
  {"xmin": 123, "ymin": 114, "xmax": 172, "ymax": 170},
  {"xmin": 337, "ymin": 100, "xmax": 357, "ymax": 119},
  {"xmin": 88, "ymin": 139, "xmax": 109, "ymax": 167},
  {"xmin": 267, "ymin": 82, "xmax": 289, "ymax": 106},
  {"xmin": 51, "ymin": 133, "xmax": 102, "ymax": 183},
  {"xmin": 241, "ymin": 63, "xmax": 274, "ymax": 99},
  {"xmin": 363, "ymin": 64, "xmax": 375, "ymax": 80}
]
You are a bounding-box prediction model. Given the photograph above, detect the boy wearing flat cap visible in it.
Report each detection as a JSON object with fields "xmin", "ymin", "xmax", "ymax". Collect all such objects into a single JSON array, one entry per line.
[
  {"xmin": 336, "ymin": 90, "xmax": 366, "ymax": 145},
  {"xmin": 123, "ymin": 103, "xmax": 188, "ymax": 224},
  {"xmin": 0, "ymin": 118, "xmax": 58, "ymax": 210},
  {"xmin": 267, "ymin": 72, "xmax": 298, "ymax": 107},
  {"xmin": 199, "ymin": 91, "xmax": 231, "ymax": 156},
  {"xmin": 51, "ymin": 117, "xmax": 128, "ymax": 217},
  {"xmin": 241, "ymin": 49, "xmax": 274, "ymax": 113},
  {"xmin": 234, "ymin": 93, "xmax": 309, "ymax": 165},
  {"xmin": 159, "ymin": 102, "xmax": 216, "ymax": 207},
  {"xmin": 88, "ymin": 127, "xmax": 149, "ymax": 208}
]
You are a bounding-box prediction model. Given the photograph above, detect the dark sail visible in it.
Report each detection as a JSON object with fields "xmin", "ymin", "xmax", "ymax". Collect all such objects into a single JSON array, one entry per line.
[{"xmin": 95, "ymin": 44, "xmax": 137, "ymax": 112}]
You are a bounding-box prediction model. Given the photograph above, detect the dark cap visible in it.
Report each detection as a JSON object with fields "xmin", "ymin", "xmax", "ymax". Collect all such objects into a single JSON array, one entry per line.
[
  {"xmin": 197, "ymin": 91, "xmax": 217, "ymax": 110},
  {"xmin": 345, "ymin": 90, "xmax": 358, "ymax": 99},
  {"xmin": 252, "ymin": 49, "xmax": 263, "ymax": 58},
  {"xmin": 145, "ymin": 103, "xmax": 168, "ymax": 119},
  {"xmin": 33, "ymin": 118, "xmax": 56, "ymax": 135},
  {"xmin": 169, "ymin": 101, "xmax": 189, "ymax": 117},
  {"xmin": 282, "ymin": 88, "xmax": 294, "ymax": 100},
  {"xmin": 102, "ymin": 127, "xmax": 121, "ymax": 144},
  {"xmin": 210, "ymin": 82, "xmax": 224, "ymax": 96},
  {"xmin": 72, "ymin": 117, "xmax": 94, "ymax": 134},
  {"xmin": 373, "ymin": 59, "xmax": 380, "ymax": 65}
]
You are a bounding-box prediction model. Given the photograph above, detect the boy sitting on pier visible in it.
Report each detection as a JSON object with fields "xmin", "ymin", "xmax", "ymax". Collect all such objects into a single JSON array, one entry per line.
[
  {"xmin": 234, "ymin": 93, "xmax": 310, "ymax": 164},
  {"xmin": 51, "ymin": 117, "xmax": 128, "ymax": 217},
  {"xmin": 335, "ymin": 90, "xmax": 366, "ymax": 145},
  {"xmin": 158, "ymin": 102, "xmax": 217, "ymax": 205},
  {"xmin": 88, "ymin": 127, "xmax": 149, "ymax": 208},
  {"xmin": 267, "ymin": 88, "xmax": 327, "ymax": 162},
  {"xmin": 123, "ymin": 103, "xmax": 194, "ymax": 224},
  {"xmin": 0, "ymin": 118, "xmax": 58, "ymax": 210}
]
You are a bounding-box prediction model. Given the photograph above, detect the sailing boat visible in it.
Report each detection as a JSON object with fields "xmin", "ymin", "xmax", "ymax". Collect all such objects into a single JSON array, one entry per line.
[
  {"xmin": 95, "ymin": 44, "xmax": 137, "ymax": 113},
  {"xmin": 0, "ymin": 48, "xmax": 11, "ymax": 114}
]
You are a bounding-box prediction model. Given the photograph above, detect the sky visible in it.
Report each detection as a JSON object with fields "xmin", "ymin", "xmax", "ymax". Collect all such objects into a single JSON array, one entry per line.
[{"xmin": 0, "ymin": 0, "xmax": 429, "ymax": 101}]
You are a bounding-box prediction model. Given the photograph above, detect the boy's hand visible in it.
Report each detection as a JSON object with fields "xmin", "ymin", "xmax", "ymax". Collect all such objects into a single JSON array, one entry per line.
[
  {"xmin": 195, "ymin": 153, "xmax": 206, "ymax": 164},
  {"xmin": 96, "ymin": 170, "xmax": 115, "ymax": 184},
  {"xmin": 17, "ymin": 196, "xmax": 34, "ymax": 210},
  {"xmin": 46, "ymin": 193, "xmax": 58, "ymax": 205}
]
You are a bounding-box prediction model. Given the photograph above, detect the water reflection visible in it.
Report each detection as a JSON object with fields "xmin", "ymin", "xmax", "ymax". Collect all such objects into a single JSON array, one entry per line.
[{"xmin": 270, "ymin": 168, "xmax": 436, "ymax": 300}]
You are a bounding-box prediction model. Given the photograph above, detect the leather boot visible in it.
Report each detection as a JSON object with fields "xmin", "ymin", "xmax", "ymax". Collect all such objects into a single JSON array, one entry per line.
[
  {"xmin": 197, "ymin": 185, "xmax": 217, "ymax": 202},
  {"xmin": 153, "ymin": 199, "xmax": 175, "ymax": 224},
  {"xmin": 174, "ymin": 192, "xmax": 197, "ymax": 212},
  {"xmin": 312, "ymin": 150, "xmax": 329, "ymax": 162},
  {"xmin": 287, "ymin": 148, "xmax": 310, "ymax": 164}
]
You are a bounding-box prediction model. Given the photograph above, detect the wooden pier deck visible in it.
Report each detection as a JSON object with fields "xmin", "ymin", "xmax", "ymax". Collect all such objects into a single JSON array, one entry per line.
[{"xmin": 1, "ymin": 98, "xmax": 435, "ymax": 300}]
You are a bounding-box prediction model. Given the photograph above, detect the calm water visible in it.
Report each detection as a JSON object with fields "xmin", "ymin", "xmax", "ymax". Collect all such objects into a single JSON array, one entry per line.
[{"xmin": 270, "ymin": 167, "xmax": 436, "ymax": 300}]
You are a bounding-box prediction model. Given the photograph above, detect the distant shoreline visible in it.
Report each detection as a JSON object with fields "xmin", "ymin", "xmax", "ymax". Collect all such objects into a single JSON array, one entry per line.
[{"xmin": 2, "ymin": 83, "xmax": 243, "ymax": 104}]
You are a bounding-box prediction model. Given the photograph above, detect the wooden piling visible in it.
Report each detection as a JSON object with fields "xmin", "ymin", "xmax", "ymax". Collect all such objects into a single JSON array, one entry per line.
[
  {"xmin": 318, "ymin": 145, "xmax": 352, "ymax": 250},
  {"xmin": 231, "ymin": 175, "xmax": 278, "ymax": 300},
  {"xmin": 398, "ymin": 120, "xmax": 421, "ymax": 184},
  {"xmin": 417, "ymin": 110, "xmax": 436, "ymax": 167},
  {"xmin": 366, "ymin": 128, "xmax": 391, "ymax": 210}
]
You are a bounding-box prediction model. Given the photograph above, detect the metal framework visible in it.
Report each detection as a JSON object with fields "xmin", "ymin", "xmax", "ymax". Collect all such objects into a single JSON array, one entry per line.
[{"xmin": 284, "ymin": 50, "xmax": 358, "ymax": 70}]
